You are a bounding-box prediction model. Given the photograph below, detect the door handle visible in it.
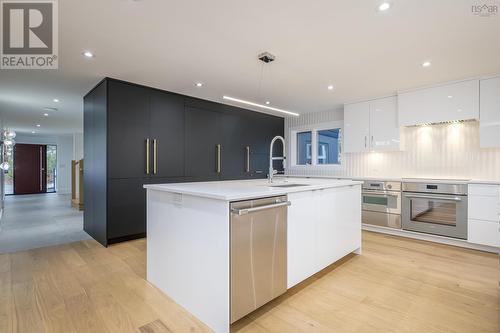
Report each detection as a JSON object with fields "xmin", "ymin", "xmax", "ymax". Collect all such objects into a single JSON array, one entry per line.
[
  {"xmin": 246, "ymin": 146, "xmax": 250, "ymax": 173},
  {"xmin": 153, "ymin": 139, "xmax": 158, "ymax": 175},
  {"xmin": 145, "ymin": 139, "xmax": 150, "ymax": 175},
  {"xmin": 216, "ymin": 144, "xmax": 221, "ymax": 174},
  {"xmin": 405, "ymin": 194, "xmax": 462, "ymax": 202},
  {"xmin": 40, "ymin": 146, "xmax": 43, "ymax": 191},
  {"xmin": 231, "ymin": 201, "xmax": 291, "ymax": 215}
]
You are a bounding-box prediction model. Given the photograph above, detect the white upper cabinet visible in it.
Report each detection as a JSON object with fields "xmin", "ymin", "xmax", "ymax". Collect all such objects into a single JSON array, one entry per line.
[
  {"xmin": 344, "ymin": 97, "xmax": 400, "ymax": 153},
  {"xmin": 344, "ymin": 101, "xmax": 370, "ymax": 153},
  {"xmin": 369, "ymin": 96, "xmax": 400, "ymax": 152},
  {"xmin": 479, "ymin": 76, "xmax": 500, "ymax": 148},
  {"xmin": 398, "ymin": 79, "xmax": 479, "ymax": 126}
]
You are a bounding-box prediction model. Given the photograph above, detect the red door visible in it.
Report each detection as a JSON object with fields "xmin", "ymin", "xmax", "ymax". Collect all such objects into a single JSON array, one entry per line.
[{"xmin": 13, "ymin": 144, "xmax": 47, "ymax": 195}]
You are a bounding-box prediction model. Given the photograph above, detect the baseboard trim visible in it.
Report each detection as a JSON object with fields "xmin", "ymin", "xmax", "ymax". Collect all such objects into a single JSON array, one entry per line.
[
  {"xmin": 107, "ymin": 233, "xmax": 146, "ymax": 246},
  {"xmin": 363, "ymin": 224, "xmax": 500, "ymax": 254}
]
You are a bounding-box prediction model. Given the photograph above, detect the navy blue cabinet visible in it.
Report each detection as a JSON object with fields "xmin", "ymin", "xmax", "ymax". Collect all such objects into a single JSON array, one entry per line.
[{"xmin": 84, "ymin": 78, "xmax": 284, "ymax": 246}]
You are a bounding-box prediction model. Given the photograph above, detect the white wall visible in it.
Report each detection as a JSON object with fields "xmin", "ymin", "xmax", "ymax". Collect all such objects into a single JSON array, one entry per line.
[
  {"xmin": 73, "ymin": 133, "xmax": 83, "ymax": 160},
  {"xmin": 15, "ymin": 133, "xmax": 74, "ymax": 194},
  {"xmin": 285, "ymin": 109, "xmax": 500, "ymax": 181}
]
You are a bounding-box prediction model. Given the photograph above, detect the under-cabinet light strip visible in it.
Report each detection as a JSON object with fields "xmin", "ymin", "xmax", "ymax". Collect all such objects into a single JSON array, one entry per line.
[{"xmin": 222, "ymin": 96, "xmax": 300, "ymax": 117}]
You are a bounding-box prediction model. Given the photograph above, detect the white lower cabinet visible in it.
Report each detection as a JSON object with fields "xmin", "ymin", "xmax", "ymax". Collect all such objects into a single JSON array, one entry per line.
[
  {"xmin": 468, "ymin": 219, "xmax": 500, "ymax": 248},
  {"xmin": 468, "ymin": 184, "xmax": 500, "ymax": 248},
  {"xmin": 287, "ymin": 185, "xmax": 361, "ymax": 288}
]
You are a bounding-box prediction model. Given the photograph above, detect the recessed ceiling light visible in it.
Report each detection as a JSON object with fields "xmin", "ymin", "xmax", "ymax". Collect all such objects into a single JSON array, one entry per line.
[
  {"xmin": 44, "ymin": 113, "xmax": 49, "ymax": 117},
  {"xmin": 447, "ymin": 95, "xmax": 453, "ymax": 99},
  {"xmin": 327, "ymin": 85, "xmax": 334, "ymax": 91},
  {"xmin": 223, "ymin": 96, "xmax": 299, "ymax": 117},
  {"xmin": 378, "ymin": 2, "xmax": 391, "ymax": 11},
  {"xmin": 265, "ymin": 101, "xmax": 270, "ymax": 105},
  {"xmin": 83, "ymin": 51, "xmax": 94, "ymax": 58},
  {"xmin": 53, "ymin": 99, "xmax": 59, "ymax": 103},
  {"xmin": 195, "ymin": 82, "xmax": 203, "ymax": 87},
  {"xmin": 44, "ymin": 107, "xmax": 58, "ymax": 112},
  {"xmin": 36, "ymin": 124, "xmax": 41, "ymax": 127},
  {"xmin": 422, "ymin": 61, "xmax": 431, "ymax": 68},
  {"xmin": 31, "ymin": 131, "xmax": 36, "ymax": 134}
]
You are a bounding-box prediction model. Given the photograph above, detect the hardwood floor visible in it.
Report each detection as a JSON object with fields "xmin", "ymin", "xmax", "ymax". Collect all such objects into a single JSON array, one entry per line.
[{"xmin": 1, "ymin": 231, "xmax": 498, "ymax": 333}]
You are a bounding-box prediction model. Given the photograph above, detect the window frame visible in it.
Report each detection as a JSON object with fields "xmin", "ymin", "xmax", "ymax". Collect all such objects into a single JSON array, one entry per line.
[{"xmin": 289, "ymin": 121, "xmax": 343, "ymax": 169}]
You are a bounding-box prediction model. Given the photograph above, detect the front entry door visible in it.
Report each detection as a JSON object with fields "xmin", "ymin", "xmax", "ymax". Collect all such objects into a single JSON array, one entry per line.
[{"xmin": 14, "ymin": 144, "xmax": 47, "ymax": 195}]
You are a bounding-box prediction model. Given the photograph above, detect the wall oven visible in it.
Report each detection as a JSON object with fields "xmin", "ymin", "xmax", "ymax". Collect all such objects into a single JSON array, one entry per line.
[
  {"xmin": 362, "ymin": 181, "xmax": 402, "ymax": 229},
  {"xmin": 402, "ymin": 182, "xmax": 468, "ymax": 239}
]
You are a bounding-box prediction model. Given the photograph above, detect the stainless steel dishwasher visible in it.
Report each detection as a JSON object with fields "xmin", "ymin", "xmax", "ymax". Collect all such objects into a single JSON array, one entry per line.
[{"xmin": 230, "ymin": 195, "xmax": 289, "ymax": 323}]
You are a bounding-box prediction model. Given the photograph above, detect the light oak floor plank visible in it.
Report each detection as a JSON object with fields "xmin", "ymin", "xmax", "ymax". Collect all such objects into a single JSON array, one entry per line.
[{"xmin": 0, "ymin": 231, "xmax": 498, "ymax": 333}]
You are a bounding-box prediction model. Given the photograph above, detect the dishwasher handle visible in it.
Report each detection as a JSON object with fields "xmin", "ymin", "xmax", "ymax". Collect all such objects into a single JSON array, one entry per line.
[{"xmin": 232, "ymin": 201, "xmax": 291, "ymax": 216}]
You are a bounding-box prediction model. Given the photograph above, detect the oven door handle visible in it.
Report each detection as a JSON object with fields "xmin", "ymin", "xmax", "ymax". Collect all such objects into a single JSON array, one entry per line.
[
  {"xmin": 405, "ymin": 194, "xmax": 462, "ymax": 202},
  {"xmin": 363, "ymin": 192, "xmax": 400, "ymax": 198}
]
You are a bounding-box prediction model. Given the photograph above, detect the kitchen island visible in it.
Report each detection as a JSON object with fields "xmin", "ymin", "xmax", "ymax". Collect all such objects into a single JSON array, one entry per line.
[{"xmin": 144, "ymin": 178, "xmax": 362, "ymax": 333}]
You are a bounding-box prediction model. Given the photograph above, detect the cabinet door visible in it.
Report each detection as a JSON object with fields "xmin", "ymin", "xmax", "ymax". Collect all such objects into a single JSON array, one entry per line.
[
  {"xmin": 107, "ymin": 80, "xmax": 151, "ymax": 179},
  {"xmin": 220, "ymin": 112, "xmax": 246, "ymax": 179},
  {"xmin": 185, "ymin": 107, "xmax": 222, "ymax": 180},
  {"xmin": 287, "ymin": 191, "xmax": 318, "ymax": 288},
  {"xmin": 344, "ymin": 102, "xmax": 370, "ymax": 153},
  {"xmin": 398, "ymin": 80, "xmax": 479, "ymax": 126},
  {"xmin": 468, "ymin": 219, "xmax": 500, "ymax": 247},
  {"xmin": 479, "ymin": 77, "xmax": 500, "ymax": 148},
  {"xmin": 150, "ymin": 90, "xmax": 185, "ymax": 178},
  {"xmin": 107, "ymin": 178, "xmax": 148, "ymax": 241},
  {"xmin": 369, "ymin": 96, "xmax": 400, "ymax": 152}
]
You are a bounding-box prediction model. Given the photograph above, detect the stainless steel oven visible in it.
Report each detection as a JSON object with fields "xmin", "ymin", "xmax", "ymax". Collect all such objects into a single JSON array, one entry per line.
[
  {"xmin": 402, "ymin": 182, "xmax": 468, "ymax": 239},
  {"xmin": 362, "ymin": 181, "xmax": 402, "ymax": 229}
]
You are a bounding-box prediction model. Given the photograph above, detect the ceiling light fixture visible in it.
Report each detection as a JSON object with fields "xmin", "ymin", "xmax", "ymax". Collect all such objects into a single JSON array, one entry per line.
[
  {"xmin": 223, "ymin": 96, "xmax": 299, "ymax": 117},
  {"xmin": 53, "ymin": 98, "xmax": 59, "ymax": 103},
  {"xmin": 327, "ymin": 85, "xmax": 334, "ymax": 91},
  {"xmin": 378, "ymin": 2, "xmax": 391, "ymax": 11},
  {"xmin": 265, "ymin": 101, "xmax": 270, "ymax": 105},
  {"xmin": 422, "ymin": 61, "xmax": 431, "ymax": 67},
  {"xmin": 83, "ymin": 51, "xmax": 94, "ymax": 58},
  {"xmin": 447, "ymin": 95, "xmax": 453, "ymax": 99},
  {"xmin": 36, "ymin": 124, "xmax": 41, "ymax": 127},
  {"xmin": 31, "ymin": 131, "xmax": 36, "ymax": 134},
  {"xmin": 195, "ymin": 82, "xmax": 203, "ymax": 87},
  {"xmin": 44, "ymin": 113, "xmax": 49, "ymax": 117}
]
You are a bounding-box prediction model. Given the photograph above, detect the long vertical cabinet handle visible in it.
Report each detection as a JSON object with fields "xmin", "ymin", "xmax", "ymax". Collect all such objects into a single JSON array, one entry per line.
[
  {"xmin": 153, "ymin": 139, "xmax": 158, "ymax": 175},
  {"xmin": 40, "ymin": 146, "xmax": 43, "ymax": 191},
  {"xmin": 371, "ymin": 135, "xmax": 374, "ymax": 149},
  {"xmin": 146, "ymin": 139, "xmax": 150, "ymax": 175},
  {"xmin": 246, "ymin": 146, "xmax": 250, "ymax": 173},
  {"xmin": 216, "ymin": 144, "xmax": 221, "ymax": 174},
  {"xmin": 364, "ymin": 136, "xmax": 367, "ymax": 148}
]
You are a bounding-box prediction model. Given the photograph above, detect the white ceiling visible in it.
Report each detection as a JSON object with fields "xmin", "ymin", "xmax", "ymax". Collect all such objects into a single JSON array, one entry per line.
[{"xmin": 1, "ymin": 0, "xmax": 499, "ymax": 135}]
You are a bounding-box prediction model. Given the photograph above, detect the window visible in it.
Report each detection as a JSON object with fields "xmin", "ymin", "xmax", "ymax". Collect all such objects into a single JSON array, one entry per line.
[
  {"xmin": 296, "ymin": 131, "xmax": 312, "ymax": 165},
  {"xmin": 317, "ymin": 129, "xmax": 341, "ymax": 165},
  {"xmin": 290, "ymin": 122, "xmax": 342, "ymax": 167}
]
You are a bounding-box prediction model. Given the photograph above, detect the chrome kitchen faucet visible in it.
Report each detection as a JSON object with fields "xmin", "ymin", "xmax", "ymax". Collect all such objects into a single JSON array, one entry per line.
[{"xmin": 268, "ymin": 136, "xmax": 286, "ymax": 183}]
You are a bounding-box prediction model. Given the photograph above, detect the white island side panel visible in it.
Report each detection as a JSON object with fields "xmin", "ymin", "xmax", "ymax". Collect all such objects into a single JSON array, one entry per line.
[{"xmin": 146, "ymin": 189, "xmax": 230, "ymax": 333}]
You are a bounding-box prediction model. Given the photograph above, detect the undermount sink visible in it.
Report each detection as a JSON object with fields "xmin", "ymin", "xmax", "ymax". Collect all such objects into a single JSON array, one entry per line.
[{"xmin": 269, "ymin": 184, "xmax": 310, "ymax": 188}]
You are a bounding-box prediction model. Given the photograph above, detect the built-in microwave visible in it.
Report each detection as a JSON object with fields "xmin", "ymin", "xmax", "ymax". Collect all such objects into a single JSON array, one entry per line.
[{"xmin": 362, "ymin": 181, "xmax": 402, "ymax": 229}]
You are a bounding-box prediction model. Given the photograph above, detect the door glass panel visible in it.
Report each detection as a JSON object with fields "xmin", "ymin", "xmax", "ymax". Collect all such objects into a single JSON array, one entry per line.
[
  {"xmin": 296, "ymin": 131, "xmax": 312, "ymax": 165},
  {"xmin": 410, "ymin": 198, "xmax": 457, "ymax": 226},
  {"xmin": 363, "ymin": 195, "xmax": 388, "ymax": 206},
  {"xmin": 46, "ymin": 145, "xmax": 57, "ymax": 193}
]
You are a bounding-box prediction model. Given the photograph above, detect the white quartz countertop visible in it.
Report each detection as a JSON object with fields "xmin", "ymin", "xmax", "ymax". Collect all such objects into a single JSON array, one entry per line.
[
  {"xmin": 144, "ymin": 178, "xmax": 362, "ymax": 201},
  {"xmin": 283, "ymin": 175, "xmax": 500, "ymax": 185}
]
